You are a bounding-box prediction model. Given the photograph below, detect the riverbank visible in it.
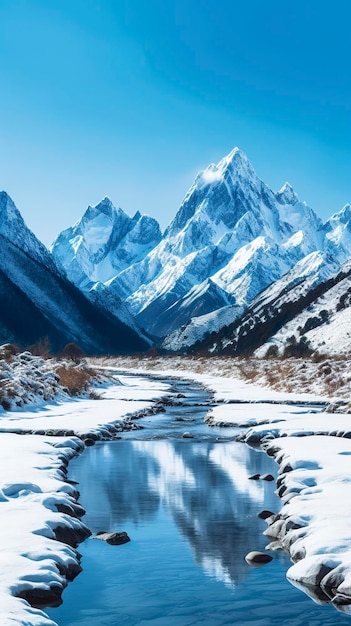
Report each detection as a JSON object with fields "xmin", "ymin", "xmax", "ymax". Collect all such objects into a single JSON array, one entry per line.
[
  {"xmin": 0, "ymin": 357, "xmax": 351, "ymax": 622},
  {"xmin": 0, "ymin": 370, "xmax": 171, "ymax": 625}
]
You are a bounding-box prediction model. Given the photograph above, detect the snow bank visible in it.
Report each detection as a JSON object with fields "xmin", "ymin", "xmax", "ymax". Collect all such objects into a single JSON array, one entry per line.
[
  {"xmin": 99, "ymin": 354, "xmax": 351, "ymax": 401},
  {"xmin": 0, "ymin": 434, "xmax": 87, "ymax": 625},
  {"xmin": 0, "ymin": 374, "xmax": 169, "ymax": 441},
  {"xmin": 261, "ymin": 436, "xmax": 351, "ymax": 611}
]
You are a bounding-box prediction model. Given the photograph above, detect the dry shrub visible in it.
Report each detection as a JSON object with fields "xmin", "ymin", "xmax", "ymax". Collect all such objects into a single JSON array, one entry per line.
[
  {"xmin": 60, "ymin": 342, "xmax": 86, "ymax": 363},
  {"xmin": 26, "ymin": 337, "xmax": 51, "ymax": 359},
  {"xmin": 323, "ymin": 376, "xmax": 343, "ymax": 396},
  {"xmin": 239, "ymin": 366, "xmax": 257, "ymax": 381},
  {"xmin": 89, "ymin": 389, "xmax": 102, "ymax": 400},
  {"xmin": 55, "ymin": 365, "xmax": 93, "ymax": 396},
  {"xmin": 0, "ymin": 382, "xmax": 11, "ymax": 410},
  {"xmin": 266, "ymin": 371, "xmax": 279, "ymax": 386}
]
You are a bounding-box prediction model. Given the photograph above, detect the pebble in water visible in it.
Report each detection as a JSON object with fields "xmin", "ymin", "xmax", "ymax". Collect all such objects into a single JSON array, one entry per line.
[
  {"xmin": 245, "ymin": 551, "xmax": 273, "ymax": 566},
  {"xmin": 260, "ymin": 473, "xmax": 275, "ymax": 481}
]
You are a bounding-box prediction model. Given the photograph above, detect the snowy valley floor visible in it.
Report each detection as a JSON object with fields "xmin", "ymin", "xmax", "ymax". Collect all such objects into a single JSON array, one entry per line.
[{"xmin": 1, "ymin": 354, "xmax": 351, "ymax": 623}]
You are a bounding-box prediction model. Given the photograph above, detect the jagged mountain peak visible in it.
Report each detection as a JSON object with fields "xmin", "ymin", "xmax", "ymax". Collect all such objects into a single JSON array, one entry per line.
[
  {"xmin": 164, "ymin": 147, "xmax": 263, "ymax": 238},
  {"xmin": 51, "ymin": 196, "xmax": 162, "ymax": 288},
  {"xmin": 0, "ymin": 191, "xmax": 25, "ymax": 227},
  {"xmin": 217, "ymin": 146, "xmax": 253, "ymax": 172},
  {"xmin": 0, "ymin": 191, "xmax": 56, "ymax": 268},
  {"xmin": 96, "ymin": 195, "xmax": 115, "ymax": 211},
  {"xmin": 276, "ymin": 182, "xmax": 299, "ymax": 205},
  {"xmin": 328, "ymin": 203, "xmax": 351, "ymax": 225},
  {"xmin": 323, "ymin": 203, "xmax": 351, "ymax": 253},
  {"xmin": 133, "ymin": 210, "xmax": 142, "ymax": 222},
  {"xmin": 0, "ymin": 190, "xmax": 17, "ymax": 209},
  {"xmin": 130, "ymin": 211, "xmax": 162, "ymax": 239},
  {"xmin": 194, "ymin": 147, "xmax": 255, "ymax": 190},
  {"xmin": 82, "ymin": 196, "xmax": 127, "ymax": 221}
]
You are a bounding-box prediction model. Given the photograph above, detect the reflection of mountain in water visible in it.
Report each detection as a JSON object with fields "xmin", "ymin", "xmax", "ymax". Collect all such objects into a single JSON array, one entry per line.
[
  {"xmin": 134, "ymin": 441, "xmax": 279, "ymax": 587},
  {"xmin": 74, "ymin": 440, "xmax": 279, "ymax": 587},
  {"xmin": 74, "ymin": 443, "xmax": 161, "ymax": 530}
]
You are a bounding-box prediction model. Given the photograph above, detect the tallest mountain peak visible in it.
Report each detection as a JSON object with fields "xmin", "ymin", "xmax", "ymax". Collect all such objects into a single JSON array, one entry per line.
[
  {"xmin": 217, "ymin": 146, "xmax": 256, "ymax": 179},
  {"xmin": 223, "ymin": 146, "xmax": 249, "ymax": 164},
  {"xmin": 196, "ymin": 147, "xmax": 255, "ymax": 189},
  {"xmin": 216, "ymin": 147, "xmax": 252, "ymax": 174}
]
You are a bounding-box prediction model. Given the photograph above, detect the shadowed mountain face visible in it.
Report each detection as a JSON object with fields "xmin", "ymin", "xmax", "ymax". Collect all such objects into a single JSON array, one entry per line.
[
  {"xmin": 0, "ymin": 193, "xmax": 148, "ymax": 354},
  {"xmin": 51, "ymin": 148, "xmax": 351, "ymax": 347}
]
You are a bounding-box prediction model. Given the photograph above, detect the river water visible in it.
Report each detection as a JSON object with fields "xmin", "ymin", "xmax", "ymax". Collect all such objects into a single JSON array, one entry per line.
[{"xmin": 47, "ymin": 376, "xmax": 351, "ymax": 625}]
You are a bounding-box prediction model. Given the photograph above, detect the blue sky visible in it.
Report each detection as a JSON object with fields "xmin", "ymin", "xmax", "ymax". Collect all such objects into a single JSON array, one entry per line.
[{"xmin": 1, "ymin": 0, "xmax": 351, "ymax": 245}]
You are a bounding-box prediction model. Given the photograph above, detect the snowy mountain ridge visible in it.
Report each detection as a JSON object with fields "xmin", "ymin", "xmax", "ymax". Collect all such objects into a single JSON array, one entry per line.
[
  {"xmin": 190, "ymin": 256, "xmax": 351, "ymax": 358},
  {"xmin": 51, "ymin": 147, "xmax": 351, "ymax": 345}
]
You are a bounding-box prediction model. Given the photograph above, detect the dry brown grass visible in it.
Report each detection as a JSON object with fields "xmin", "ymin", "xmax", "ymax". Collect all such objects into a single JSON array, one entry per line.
[
  {"xmin": 237, "ymin": 365, "xmax": 258, "ymax": 381},
  {"xmin": 55, "ymin": 365, "xmax": 95, "ymax": 396},
  {"xmin": 90, "ymin": 353, "xmax": 351, "ymax": 401}
]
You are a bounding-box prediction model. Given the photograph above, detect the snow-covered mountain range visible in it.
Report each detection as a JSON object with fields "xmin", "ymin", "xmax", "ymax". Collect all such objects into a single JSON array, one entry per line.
[
  {"xmin": 51, "ymin": 148, "xmax": 351, "ymax": 351},
  {"xmin": 0, "ymin": 192, "xmax": 149, "ymax": 354},
  {"xmin": 2, "ymin": 146, "xmax": 351, "ymax": 355}
]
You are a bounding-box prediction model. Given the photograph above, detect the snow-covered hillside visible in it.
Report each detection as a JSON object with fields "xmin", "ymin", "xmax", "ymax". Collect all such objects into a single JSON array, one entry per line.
[
  {"xmin": 161, "ymin": 303, "xmax": 244, "ymax": 352},
  {"xmin": 255, "ymin": 259, "xmax": 351, "ymax": 357},
  {"xmin": 192, "ymin": 257, "xmax": 351, "ymax": 357},
  {"xmin": 52, "ymin": 148, "xmax": 351, "ymax": 344}
]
